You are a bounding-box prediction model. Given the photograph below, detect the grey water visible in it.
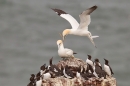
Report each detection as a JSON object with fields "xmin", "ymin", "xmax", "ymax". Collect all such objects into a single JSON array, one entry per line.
[{"xmin": 0, "ymin": 0, "xmax": 130, "ymax": 86}]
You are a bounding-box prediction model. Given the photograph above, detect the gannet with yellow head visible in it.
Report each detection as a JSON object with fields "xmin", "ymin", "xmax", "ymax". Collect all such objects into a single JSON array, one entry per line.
[
  {"xmin": 57, "ymin": 40, "xmax": 77, "ymax": 59},
  {"xmin": 52, "ymin": 6, "xmax": 99, "ymax": 48}
]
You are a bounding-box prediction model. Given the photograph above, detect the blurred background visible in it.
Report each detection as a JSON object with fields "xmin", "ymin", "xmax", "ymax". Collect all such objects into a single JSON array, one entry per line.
[{"xmin": 0, "ymin": 0, "xmax": 130, "ymax": 86}]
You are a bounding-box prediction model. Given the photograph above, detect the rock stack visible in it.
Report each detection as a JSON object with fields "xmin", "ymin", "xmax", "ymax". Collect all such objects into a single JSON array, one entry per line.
[{"xmin": 27, "ymin": 57, "xmax": 116, "ymax": 86}]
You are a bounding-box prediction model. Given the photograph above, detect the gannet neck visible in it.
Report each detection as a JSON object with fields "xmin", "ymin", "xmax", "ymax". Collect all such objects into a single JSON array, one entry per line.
[{"xmin": 59, "ymin": 43, "xmax": 64, "ymax": 49}]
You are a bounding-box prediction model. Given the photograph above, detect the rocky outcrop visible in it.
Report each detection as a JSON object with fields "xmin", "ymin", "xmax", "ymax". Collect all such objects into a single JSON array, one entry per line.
[{"xmin": 42, "ymin": 58, "xmax": 116, "ymax": 86}]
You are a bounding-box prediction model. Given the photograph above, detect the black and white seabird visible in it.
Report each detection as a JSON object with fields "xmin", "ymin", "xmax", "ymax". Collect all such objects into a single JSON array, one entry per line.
[
  {"xmin": 48, "ymin": 57, "xmax": 63, "ymax": 77},
  {"xmin": 94, "ymin": 58, "xmax": 102, "ymax": 69},
  {"xmin": 30, "ymin": 74, "xmax": 35, "ymax": 84},
  {"xmin": 63, "ymin": 65, "xmax": 74, "ymax": 79},
  {"xmin": 86, "ymin": 55, "xmax": 94, "ymax": 73},
  {"xmin": 86, "ymin": 55, "xmax": 94, "ymax": 67},
  {"xmin": 104, "ymin": 58, "xmax": 114, "ymax": 77},
  {"xmin": 36, "ymin": 76, "xmax": 42, "ymax": 86},
  {"xmin": 94, "ymin": 61, "xmax": 106, "ymax": 78},
  {"xmin": 36, "ymin": 72, "xmax": 40, "ymax": 78},
  {"xmin": 40, "ymin": 64, "xmax": 46, "ymax": 75},
  {"xmin": 43, "ymin": 72, "xmax": 52, "ymax": 79},
  {"xmin": 27, "ymin": 81, "xmax": 34, "ymax": 86},
  {"xmin": 76, "ymin": 66, "xmax": 94, "ymax": 80}
]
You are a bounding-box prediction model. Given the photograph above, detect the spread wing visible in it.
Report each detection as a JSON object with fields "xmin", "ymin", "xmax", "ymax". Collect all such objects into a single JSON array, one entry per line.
[
  {"xmin": 52, "ymin": 8, "xmax": 79, "ymax": 29},
  {"xmin": 78, "ymin": 5, "xmax": 97, "ymax": 30}
]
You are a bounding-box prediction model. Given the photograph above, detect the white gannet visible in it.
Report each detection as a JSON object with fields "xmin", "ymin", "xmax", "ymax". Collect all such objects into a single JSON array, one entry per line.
[
  {"xmin": 57, "ymin": 40, "xmax": 77, "ymax": 59},
  {"xmin": 52, "ymin": 5, "xmax": 99, "ymax": 47}
]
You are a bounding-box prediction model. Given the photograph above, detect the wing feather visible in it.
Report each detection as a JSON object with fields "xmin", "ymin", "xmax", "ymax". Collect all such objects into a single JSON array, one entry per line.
[
  {"xmin": 78, "ymin": 6, "xmax": 97, "ymax": 30},
  {"xmin": 52, "ymin": 8, "xmax": 79, "ymax": 29}
]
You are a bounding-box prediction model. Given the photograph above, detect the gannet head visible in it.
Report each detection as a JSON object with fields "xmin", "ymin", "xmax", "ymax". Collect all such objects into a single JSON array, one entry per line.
[
  {"xmin": 57, "ymin": 40, "xmax": 63, "ymax": 46},
  {"xmin": 62, "ymin": 29, "xmax": 71, "ymax": 40}
]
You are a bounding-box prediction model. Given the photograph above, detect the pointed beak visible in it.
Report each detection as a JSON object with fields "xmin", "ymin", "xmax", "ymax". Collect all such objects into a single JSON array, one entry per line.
[
  {"xmin": 59, "ymin": 33, "xmax": 65, "ymax": 41},
  {"xmin": 63, "ymin": 35, "xmax": 66, "ymax": 41},
  {"xmin": 59, "ymin": 43, "xmax": 61, "ymax": 46}
]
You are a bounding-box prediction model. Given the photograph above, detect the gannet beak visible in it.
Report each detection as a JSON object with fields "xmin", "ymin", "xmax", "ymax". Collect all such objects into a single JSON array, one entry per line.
[
  {"xmin": 63, "ymin": 35, "xmax": 65, "ymax": 41},
  {"xmin": 59, "ymin": 33, "xmax": 65, "ymax": 42}
]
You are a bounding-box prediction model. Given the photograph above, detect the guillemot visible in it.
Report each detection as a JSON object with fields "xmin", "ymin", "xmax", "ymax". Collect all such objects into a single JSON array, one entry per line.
[
  {"xmin": 63, "ymin": 65, "xmax": 74, "ymax": 79},
  {"xmin": 94, "ymin": 61, "xmax": 106, "ymax": 78},
  {"xmin": 94, "ymin": 58, "xmax": 102, "ymax": 69},
  {"xmin": 104, "ymin": 58, "xmax": 114, "ymax": 77},
  {"xmin": 40, "ymin": 64, "xmax": 46, "ymax": 75},
  {"xmin": 48, "ymin": 57, "xmax": 63, "ymax": 77},
  {"xmin": 27, "ymin": 81, "xmax": 34, "ymax": 86},
  {"xmin": 86, "ymin": 55, "xmax": 94, "ymax": 73},
  {"xmin": 76, "ymin": 66, "xmax": 95, "ymax": 80}
]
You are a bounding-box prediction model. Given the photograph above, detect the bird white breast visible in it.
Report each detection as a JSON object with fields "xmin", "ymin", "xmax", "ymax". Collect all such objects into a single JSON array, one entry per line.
[
  {"xmin": 104, "ymin": 64, "xmax": 111, "ymax": 76},
  {"xmin": 36, "ymin": 80, "xmax": 42, "ymax": 86},
  {"xmin": 86, "ymin": 59, "xmax": 93, "ymax": 67},
  {"xmin": 43, "ymin": 73, "xmax": 51, "ymax": 79},
  {"xmin": 40, "ymin": 70, "xmax": 44, "ymax": 75},
  {"xmin": 93, "ymin": 67, "xmax": 98, "ymax": 78},
  {"xmin": 76, "ymin": 72, "xmax": 81, "ymax": 78},
  {"xmin": 58, "ymin": 48, "xmax": 73, "ymax": 58},
  {"xmin": 54, "ymin": 68, "xmax": 58, "ymax": 72},
  {"xmin": 63, "ymin": 69, "xmax": 72, "ymax": 79},
  {"xmin": 58, "ymin": 49, "xmax": 67, "ymax": 57}
]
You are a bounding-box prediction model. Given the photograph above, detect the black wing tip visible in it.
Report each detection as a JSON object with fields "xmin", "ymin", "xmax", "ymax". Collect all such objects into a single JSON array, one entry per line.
[
  {"xmin": 93, "ymin": 5, "xmax": 98, "ymax": 8},
  {"xmin": 73, "ymin": 52, "xmax": 77, "ymax": 54},
  {"xmin": 89, "ymin": 5, "xmax": 97, "ymax": 10},
  {"xmin": 51, "ymin": 8, "xmax": 67, "ymax": 15}
]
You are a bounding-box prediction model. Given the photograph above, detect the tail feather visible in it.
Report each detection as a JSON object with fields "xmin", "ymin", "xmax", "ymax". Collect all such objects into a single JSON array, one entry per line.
[{"xmin": 91, "ymin": 36, "xmax": 99, "ymax": 39}]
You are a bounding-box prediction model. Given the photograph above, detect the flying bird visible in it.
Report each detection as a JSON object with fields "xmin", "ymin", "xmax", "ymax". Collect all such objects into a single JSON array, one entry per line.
[{"xmin": 52, "ymin": 5, "xmax": 99, "ymax": 47}]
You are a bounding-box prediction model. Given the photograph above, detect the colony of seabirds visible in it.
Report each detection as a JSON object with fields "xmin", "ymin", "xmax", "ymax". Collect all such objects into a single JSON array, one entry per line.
[{"xmin": 27, "ymin": 5, "xmax": 114, "ymax": 86}]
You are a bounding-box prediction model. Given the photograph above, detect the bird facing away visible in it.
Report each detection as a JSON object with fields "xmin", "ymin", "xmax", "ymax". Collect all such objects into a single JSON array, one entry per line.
[
  {"xmin": 52, "ymin": 5, "xmax": 99, "ymax": 47},
  {"xmin": 104, "ymin": 59, "xmax": 114, "ymax": 77},
  {"xmin": 94, "ymin": 58, "xmax": 102, "ymax": 69},
  {"xmin": 57, "ymin": 40, "xmax": 77, "ymax": 59},
  {"xmin": 94, "ymin": 61, "xmax": 106, "ymax": 78}
]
